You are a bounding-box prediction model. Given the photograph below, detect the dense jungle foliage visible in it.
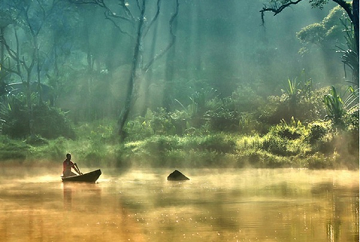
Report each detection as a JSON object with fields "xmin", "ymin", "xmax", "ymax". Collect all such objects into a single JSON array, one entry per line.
[
  {"xmin": 0, "ymin": 0, "xmax": 358, "ymax": 169},
  {"xmin": 0, "ymin": 81, "xmax": 358, "ymax": 169}
]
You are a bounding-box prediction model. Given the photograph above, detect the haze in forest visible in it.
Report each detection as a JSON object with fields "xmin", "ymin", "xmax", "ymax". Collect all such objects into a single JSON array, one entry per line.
[
  {"xmin": 56, "ymin": 0, "xmax": 342, "ymax": 118},
  {"xmin": 0, "ymin": 0, "xmax": 358, "ymax": 169}
]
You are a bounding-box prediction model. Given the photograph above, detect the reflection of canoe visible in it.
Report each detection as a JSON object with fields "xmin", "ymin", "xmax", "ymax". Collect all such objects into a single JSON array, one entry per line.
[{"xmin": 61, "ymin": 169, "xmax": 102, "ymax": 183}]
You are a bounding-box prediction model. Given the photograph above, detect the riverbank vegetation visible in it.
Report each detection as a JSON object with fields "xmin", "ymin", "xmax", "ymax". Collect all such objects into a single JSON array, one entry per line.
[{"xmin": 0, "ymin": 82, "xmax": 358, "ymax": 169}]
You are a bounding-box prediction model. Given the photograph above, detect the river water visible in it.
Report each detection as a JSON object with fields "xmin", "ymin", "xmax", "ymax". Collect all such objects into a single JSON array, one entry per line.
[{"xmin": 0, "ymin": 168, "xmax": 358, "ymax": 242}]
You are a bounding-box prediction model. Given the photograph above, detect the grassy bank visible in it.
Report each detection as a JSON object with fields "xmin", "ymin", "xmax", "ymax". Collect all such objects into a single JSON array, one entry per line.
[{"xmin": 0, "ymin": 119, "xmax": 358, "ymax": 170}]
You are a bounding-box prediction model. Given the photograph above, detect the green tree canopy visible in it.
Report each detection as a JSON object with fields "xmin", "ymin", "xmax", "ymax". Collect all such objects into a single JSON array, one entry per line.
[{"xmin": 260, "ymin": 0, "xmax": 359, "ymax": 86}]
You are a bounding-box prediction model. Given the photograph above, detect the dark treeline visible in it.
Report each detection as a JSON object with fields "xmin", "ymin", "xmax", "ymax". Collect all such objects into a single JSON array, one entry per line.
[{"xmin": 0, "ymin": 0, "xmax": 358, "ymax": 169}]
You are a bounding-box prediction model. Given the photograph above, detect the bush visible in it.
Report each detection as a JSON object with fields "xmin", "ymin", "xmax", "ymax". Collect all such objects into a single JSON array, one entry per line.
[
  {"xmin": 259, "ymin": 86, "xmax": 326, "ymax": 125},
  {"xmin": 27, "ymin": 136, "xmax": 67, "ymax": 161},
  {"xmin": 262, "ymin": 135, "xmax": 290, "ymax": 156},
  {"xmin": 32, "ymin": 104, "xmax": 75, "ymax": 139},
  {"xmin": 124, "ymin": 108, "xmax": 177, "ymax": 141},
  {"xmin": 1, "ymin": 96, "xmax": 75, "ymax": 139},
  {"xmin": 180, "ymin": 134, "xmax": 237, "ymax": 154},
  {"xmin": 261, "ymin": 118, "xmax": 312, "ymax": 156},
  {"xmin": 307, "ymin": 152, "xmax": 337, "ymax": 169},
  {"xmin": 204, "ymin": 108, "xmax": 239, "ymax": 132},
  {"xmin": 0, "ymin": 136, "xmax": 29, "ymax": 161},
  {"xmin": 307, "ymin": 121, "xmax": 330, "ymax": 144},
  {"xmin": 116, "ymin": 134, "xmax": 238, "ymax": 167}
]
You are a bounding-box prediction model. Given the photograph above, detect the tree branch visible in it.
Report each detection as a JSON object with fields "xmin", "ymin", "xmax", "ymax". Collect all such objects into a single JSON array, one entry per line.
[
  {"xmin": 1, "ymin": 37, "xmax": 17, "ymax": 61},
  {"xmin": 71, "ymin": 0, "xmax": 135, "ymax": 38},
  {"xmin": 260, "ymin": 0, "xmax": 302, "ymax": 25},
  {"xmin": 142, "ymin": 0, "xmax": 161, "ymax": 38},
  {"xmin": 104, "ymin": 10, "xmax": 134, "ymax": 38},
  {"xmin": 1, "ymin": 30, "xmax": 23, "ymax": 78},
  {"xmin": 142, "ymin": 0, "xmax": 179, "ymax": 72}
]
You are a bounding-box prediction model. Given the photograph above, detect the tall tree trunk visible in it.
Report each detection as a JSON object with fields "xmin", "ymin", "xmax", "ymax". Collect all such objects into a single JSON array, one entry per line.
[
  {"xmin": 0, "ymin": 28, "xmax": 4, "ymax": 65},
  {"xmin": 26, "ymin": 71, "xmax": 34, "ymax": 137},
  {"xmin": 118, "ymin": 1, "xmax": 146, "ymax": 140}
]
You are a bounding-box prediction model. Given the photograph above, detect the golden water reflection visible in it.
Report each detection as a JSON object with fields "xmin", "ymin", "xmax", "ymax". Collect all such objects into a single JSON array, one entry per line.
[{"xmin": 0, "ymin": 168, "xmax": 358, "ymax": 241}]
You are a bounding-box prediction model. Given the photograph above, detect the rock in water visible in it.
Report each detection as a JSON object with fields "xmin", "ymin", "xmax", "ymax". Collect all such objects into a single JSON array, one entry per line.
[{"xmin": 167, "ymin": 170, "xmax": 190, "ymax": 181}]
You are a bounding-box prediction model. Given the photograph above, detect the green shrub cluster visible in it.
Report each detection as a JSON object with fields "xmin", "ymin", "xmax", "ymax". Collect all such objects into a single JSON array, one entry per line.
[
  {"xmin": 86, "ymin": 84, "xmax": 359, "ymax": 169},
  {"xmin": 1, "ymin": 95, "xmax": 75, "ymax": 139}
]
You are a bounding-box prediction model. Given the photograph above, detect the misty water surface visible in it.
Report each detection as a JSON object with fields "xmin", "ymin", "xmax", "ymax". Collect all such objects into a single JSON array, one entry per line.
[{"xmin": 0, "ymin": 168, "xmax": 358, "ymax": 242}]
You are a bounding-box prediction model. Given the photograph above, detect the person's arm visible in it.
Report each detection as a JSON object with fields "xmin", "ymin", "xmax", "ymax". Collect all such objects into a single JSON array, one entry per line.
[{"xmin": 73, "ymin": 163, "xmax": 83, "ymax": 175}]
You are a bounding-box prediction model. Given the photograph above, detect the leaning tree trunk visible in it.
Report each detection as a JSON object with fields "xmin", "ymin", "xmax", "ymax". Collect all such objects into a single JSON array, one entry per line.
[
  {"xmin": 353, "ymin": 0, "xmax": 359, "ymax": 54},
  {"xmin": 118, "ymin": 1, "xmax": 146, "ymax": 141},
  {"xmin": 353, "ymin": 0, "xmax": 359, "ymax": 85}
]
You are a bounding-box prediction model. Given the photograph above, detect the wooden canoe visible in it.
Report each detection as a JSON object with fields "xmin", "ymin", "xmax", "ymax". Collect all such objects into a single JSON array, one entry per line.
[{"xmin": 61, "ymin": 169, "xmax": 102, "ymax": 183}]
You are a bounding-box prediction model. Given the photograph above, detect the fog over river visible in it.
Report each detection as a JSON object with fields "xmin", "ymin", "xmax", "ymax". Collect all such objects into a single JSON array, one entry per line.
[{"xmin": 0, "ymin": 168, "xmax": 358, "ymax": 241}]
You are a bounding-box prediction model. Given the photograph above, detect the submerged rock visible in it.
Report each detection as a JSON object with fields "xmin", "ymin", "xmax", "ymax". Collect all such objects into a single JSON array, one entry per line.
[{"xmin": 167, "ymin": 170, "xmax": 190, "ymax": 181}]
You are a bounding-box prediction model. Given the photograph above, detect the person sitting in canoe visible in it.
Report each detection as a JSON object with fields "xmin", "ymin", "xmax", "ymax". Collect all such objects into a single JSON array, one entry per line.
[{"xmin": 63, "ymin": 153, "xmax": 82, "ymax": 177}]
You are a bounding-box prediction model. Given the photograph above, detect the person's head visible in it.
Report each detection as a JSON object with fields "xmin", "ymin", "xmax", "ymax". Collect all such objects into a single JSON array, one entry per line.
[{"xmin": 66, "ymin": 153, "xmax": 71, "ymax": 160}]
